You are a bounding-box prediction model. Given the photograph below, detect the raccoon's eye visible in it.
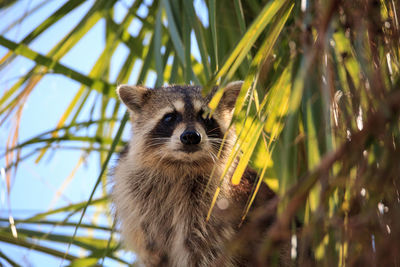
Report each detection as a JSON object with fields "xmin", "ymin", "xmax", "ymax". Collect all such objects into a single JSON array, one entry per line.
[
  {"xmin": 199, "ymin": 109, "xmax": 213, "ymax": 124},
  {"xmin": 162, "ymin": 112, "xmax": 177, "ymax": 124}
]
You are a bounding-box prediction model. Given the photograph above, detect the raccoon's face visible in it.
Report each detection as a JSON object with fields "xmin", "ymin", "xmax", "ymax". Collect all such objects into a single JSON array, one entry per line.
[{"xmin": 117, "ymin": 83, "xmax": 242, "ymax": 167}]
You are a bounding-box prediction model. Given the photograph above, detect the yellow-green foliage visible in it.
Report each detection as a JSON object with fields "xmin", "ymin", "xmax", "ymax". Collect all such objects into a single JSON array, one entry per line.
[{"xmin": 1, "ymin": 0, "xmax": 399, "ymax": 265}]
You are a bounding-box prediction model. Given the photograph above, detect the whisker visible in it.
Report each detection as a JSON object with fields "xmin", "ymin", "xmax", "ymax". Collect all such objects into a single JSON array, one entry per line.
[{"xmin": 206, "ymin": 127, "xmax": 221, "ymax": 134}]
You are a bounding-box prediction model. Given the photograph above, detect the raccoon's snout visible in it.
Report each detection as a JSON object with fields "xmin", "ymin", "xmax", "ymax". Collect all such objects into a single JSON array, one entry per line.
[{"xmin": 180, "ymin": 130, "xmax": 201, "ymax": 145}]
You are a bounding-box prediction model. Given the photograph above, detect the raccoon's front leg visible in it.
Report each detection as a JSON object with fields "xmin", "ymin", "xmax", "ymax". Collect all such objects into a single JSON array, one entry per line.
[
  {"xmin": 137, "ymin": 235, "xmax": 170, "ymax": 266},
  {"xmin": 140, "ymin": 250, "xmax": 169, "ymax": 267},
  {"xmin": 124, "ymin": 227, "xmax": 168, "ymax": 266}
]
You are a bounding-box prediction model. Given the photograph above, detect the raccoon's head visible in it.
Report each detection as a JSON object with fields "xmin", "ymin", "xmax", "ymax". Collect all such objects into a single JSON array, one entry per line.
[{"xmin": 116, "ymin": 82, "xmax": 242, "ymax": 171}]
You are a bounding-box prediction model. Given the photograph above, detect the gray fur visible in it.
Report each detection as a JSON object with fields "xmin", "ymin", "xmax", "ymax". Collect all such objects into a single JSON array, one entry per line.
[{"xmin": 113, "ymin": 83, "xmax": 279, "ymax": 266}]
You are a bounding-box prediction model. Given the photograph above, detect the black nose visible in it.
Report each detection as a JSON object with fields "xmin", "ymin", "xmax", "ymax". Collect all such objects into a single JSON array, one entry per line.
[{"xmin": 180, "ymin": 130, "xmax": 201, "ymax": 145}]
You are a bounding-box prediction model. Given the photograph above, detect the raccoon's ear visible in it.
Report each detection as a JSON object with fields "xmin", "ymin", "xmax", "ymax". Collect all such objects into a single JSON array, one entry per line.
[
  {"xmin": 219, "ymin": 81, "xmax": 243, "ymax": 111},
  {"xmin": 117, "ymin": 84, "xmax": 150, "ymax": 112}
]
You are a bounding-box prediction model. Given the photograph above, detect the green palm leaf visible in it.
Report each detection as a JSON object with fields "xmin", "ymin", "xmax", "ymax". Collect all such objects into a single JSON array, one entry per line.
[{"xmin": 0, "ymin": 0, "xmax": 399, "ymax": 265}]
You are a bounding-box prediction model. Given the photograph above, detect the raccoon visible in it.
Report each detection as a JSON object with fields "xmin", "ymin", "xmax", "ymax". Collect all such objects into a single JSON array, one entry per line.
[{"xmin": 113, "ymin": 82, "xmax": 277, "ymax": 266}]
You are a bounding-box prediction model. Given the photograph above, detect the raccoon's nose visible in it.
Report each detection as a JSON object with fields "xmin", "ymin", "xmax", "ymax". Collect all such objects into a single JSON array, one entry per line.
[{"xmin": 180, "ymin": 130, "xmax": 201, "ymax": 145}]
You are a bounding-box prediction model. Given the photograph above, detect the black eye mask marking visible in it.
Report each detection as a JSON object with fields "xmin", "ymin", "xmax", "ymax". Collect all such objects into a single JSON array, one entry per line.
[
  {"xmin": 198, "ymin": 109, "xmax": 223, "ymax": 139},
  {"xmin": 147, "ymin": 111, "xmax": 182, "ymax": 146},
  {"xmin": 162, "ymin": 112, "xmax": 177, "ymax": 125}
]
